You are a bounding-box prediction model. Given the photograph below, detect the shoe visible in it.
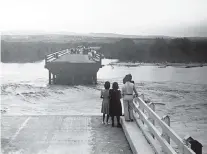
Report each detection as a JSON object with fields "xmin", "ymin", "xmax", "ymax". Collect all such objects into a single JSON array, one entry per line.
[
  {"xmin": 130, "ymin": 119, "xmax": 134, "ymax": 122},
  {"xmin": 102, "ymin": 121, "xmax": 105, "ymax": 124},
  {"xmin": 125, "ymin": 120, "xmax": 130, "ymax": 122}
]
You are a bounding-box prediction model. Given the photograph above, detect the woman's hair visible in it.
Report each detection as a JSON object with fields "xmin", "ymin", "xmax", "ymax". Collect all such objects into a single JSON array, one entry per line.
[
  {"xmin": 128, "ymin": 74, "xmax": 132, "ymax": 80},
  {"xmin": 123, "ymin": 76, "xmax": 127, "ymax": 84},
  {"xmin": 112, "ymin": 82, "xmax": 119, "ymax": 90},
  {"xmin": 104, "ymin": 81, "xmax": 110, "ymax": 89},
  {"xmin": 124, "ymin": 74, "xmax": 131, "ymax": 82}
]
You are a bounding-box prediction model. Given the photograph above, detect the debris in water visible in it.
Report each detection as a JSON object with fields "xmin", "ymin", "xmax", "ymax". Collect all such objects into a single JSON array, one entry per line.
[{"xmin": 1, "ymin": 109, "xmax": 7, "ymax": 113}]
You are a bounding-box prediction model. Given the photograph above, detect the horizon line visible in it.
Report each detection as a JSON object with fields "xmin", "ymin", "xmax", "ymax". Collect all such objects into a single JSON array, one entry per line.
[{"xmin": 1, "ymin": 31, "xmax": 207, "ymax": 38}]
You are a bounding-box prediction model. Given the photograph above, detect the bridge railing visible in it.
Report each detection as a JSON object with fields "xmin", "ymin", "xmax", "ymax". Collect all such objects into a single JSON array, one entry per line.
[
  {"xmin": 132, "ymin": 96, "xmax": 196, "ymax": 154},
  {"xmin": 45, "ymin": 49, "xmax": 70, "ymax": 65},
  {"xmin": 92, "ymin": 53, "xmax": 101, "ymax": 62},
  {"xmin": 45, "ymin": 48, "xmax": 102, "ymax": 65},
  {"xmin": 87, "ymin": 49, "xmax": 101, "ymax": 63}
]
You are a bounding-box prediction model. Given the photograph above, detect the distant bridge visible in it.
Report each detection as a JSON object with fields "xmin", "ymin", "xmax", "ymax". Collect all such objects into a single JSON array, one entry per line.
[{"xmin": 44, "ymin": 47, "xmax": 102, "ymax": 85}]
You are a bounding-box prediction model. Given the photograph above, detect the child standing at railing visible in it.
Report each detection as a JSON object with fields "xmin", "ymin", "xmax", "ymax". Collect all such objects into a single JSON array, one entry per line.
[{"xmin": 100, "ymin": 81, "xmax": 110, "ymax": 124}]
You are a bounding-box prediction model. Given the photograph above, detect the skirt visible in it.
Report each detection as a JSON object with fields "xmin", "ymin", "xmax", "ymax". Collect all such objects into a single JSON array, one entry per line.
[{"xmin": 101, "ymin": 100, "xmax": 110, "ymax": 114}]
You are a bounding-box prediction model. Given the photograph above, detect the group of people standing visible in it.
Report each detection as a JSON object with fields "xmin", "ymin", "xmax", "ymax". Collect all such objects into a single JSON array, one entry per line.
[
  {"xmin": 100, "ymin": 74, "xmax": 138, "ymax": 127},
  {"xmin": 88, "ymin": 50, "xmax": 97, "ymax": 60},
  {"xmin": 70, "ymin": 47, "xmax": 98, "ymax": 61}
]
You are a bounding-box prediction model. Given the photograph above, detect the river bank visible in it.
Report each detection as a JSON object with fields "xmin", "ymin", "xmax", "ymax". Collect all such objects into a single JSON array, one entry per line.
[{"xmin": 108, "ymin": 60, "xmax": 207, "ymax": 68}]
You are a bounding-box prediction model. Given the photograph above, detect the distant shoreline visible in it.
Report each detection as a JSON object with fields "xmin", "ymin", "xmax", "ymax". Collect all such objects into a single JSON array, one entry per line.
[
  {"xmin": 1, "ymin": 60, "xmax": 207, "ymax": 68},
  {"xmin": 108, "ymin": 61, "xmax": 207, "ymax": 68}
]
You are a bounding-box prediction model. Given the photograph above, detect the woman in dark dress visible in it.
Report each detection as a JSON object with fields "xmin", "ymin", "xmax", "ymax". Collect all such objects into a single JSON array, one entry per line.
[{"xmin": 109, "ymin": 82, "xmax": 122, "ymax": 127}]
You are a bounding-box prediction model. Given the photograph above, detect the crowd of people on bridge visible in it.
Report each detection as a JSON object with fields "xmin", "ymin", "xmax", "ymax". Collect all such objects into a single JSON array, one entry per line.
[
  {"xmin": 100, "ymin": 74, "xmax": 138, "ymax": 127},
  {"xmin": 70, "ymin": 47, "xmax": 98, "ymax": 60}
]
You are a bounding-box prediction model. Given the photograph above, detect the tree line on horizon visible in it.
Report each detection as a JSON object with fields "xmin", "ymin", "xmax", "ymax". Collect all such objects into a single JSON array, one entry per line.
[
  {"xmin": 1, "ymin": 37, "xmax": 207, "ymax": 63},
  {"xmin": 100, "ymin": 38, "xmax": 207, "ymax": 63}
]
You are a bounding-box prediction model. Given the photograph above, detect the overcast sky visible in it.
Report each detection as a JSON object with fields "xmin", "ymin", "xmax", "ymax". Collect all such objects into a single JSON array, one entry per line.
[{"xmin": 1, "ymin": 0, "xmax": 207, "ymax": 36}]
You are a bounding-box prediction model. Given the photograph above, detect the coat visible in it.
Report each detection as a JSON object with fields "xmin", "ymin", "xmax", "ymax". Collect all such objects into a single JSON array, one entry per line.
[{"xmin": 109, "ymin": 89, "xmax": 122, "ymax": 116}]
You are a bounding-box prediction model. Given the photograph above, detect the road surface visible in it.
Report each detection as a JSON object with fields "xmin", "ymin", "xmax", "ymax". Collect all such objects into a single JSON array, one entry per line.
[{"xmin": 1, "ymin": 115, "xmax": 132, "ymax": 154}]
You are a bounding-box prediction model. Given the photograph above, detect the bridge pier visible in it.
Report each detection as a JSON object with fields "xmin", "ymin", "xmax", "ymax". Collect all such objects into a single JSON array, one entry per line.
[
  {"xmin": 53, "ymin": 74, "xmax": 56, "ymax": 84},
  {"xmin": 72, "ymin": 76, "xmax": 75, "ymax": 84},
  {"xmin": 49, "ymin": 71, "xmax": 52, "ymax": 84},
  {"xmin": 92, "ymin": 74, "xmax": 97, "ymax": 84},
  {"xmin": 49, "ymin": 71, "xmax": 57, "ymax": 84},
  {"xmin": 48, "ymin": 73, "xmax": 99, "ymax": 85}
]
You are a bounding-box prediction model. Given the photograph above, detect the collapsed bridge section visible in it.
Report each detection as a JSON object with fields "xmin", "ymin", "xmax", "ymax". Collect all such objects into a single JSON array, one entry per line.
[{"xmin": 44, "ymin": 48, "xmax": 102, "ymax": 85}]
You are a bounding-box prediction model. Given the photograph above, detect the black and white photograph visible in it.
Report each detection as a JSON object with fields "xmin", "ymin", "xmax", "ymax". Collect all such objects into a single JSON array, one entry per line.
[{"xmin": 0, "ymin": 0, "xmax": 207, "ymax": 153}]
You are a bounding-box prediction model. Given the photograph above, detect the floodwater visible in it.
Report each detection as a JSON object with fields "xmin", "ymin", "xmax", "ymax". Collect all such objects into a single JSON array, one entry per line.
[{"xmin": 1, "ymin": 59, "xmax": 207, "ymax": 153}]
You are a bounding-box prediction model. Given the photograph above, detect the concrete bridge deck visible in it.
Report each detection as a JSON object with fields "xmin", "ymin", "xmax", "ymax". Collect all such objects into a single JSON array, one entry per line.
[
  {"xmin": 1, "ymin": 100, "xmax": 198, "ymax": 154},
  {"xmin": 2, "ymin": 98, "xmax": 195, "ymax": 154},
  {"xmin": 1, "ymin": 115, "xmax": 133, "ymax": 154},
  {"xmin": 53, "ymin": 54, "xmax": 96, "ymax": 63}
]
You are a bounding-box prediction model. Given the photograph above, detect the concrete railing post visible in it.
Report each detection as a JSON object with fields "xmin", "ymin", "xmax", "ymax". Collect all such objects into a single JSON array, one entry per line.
[
  {"xmin": 162, "ymin": 115, "xmax": 170, "ymax": 144},
  {"xmin": 140, "ymin": 94, "xmax": 144, "ymax": 101},
  {"xmin": 149, "ymin": 102, "xmax": 155, "ymax": 138},
  {"xmin": 139, "ymin": 94, "xmax": 145, "ymax": 119},
  {"xmin": 140, "ymin": 95, "xmax": 145, "ymax": 125}
]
